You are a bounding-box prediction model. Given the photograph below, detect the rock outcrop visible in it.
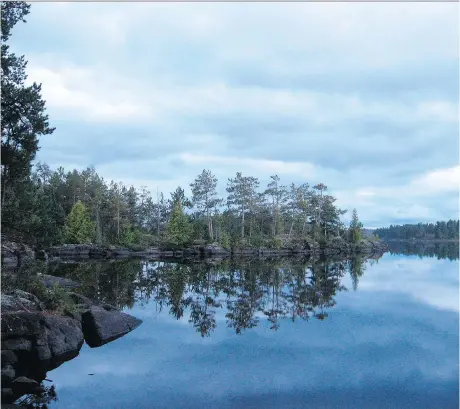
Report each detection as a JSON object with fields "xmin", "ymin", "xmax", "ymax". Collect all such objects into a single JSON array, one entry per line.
[
  {"xmin": 1, "ymin": 240, "xmax": 35, "ymax": 266},
  {"xmin": 82, "ymin": 306, "xmax": 143, "ymax": 347},
  {"xmin": 0, "ymin": 290, "xmax": 143, "ymax": 403},
  {"xmin": 1, "ymin": 311, "xmax": 84, "ymax": 402},
  {"xmin": 1, "ymin": 237, "xmax": 389, "ymax": 268}
]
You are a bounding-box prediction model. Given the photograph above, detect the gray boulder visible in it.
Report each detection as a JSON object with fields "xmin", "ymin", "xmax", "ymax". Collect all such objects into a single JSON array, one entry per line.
[
  {"xmin": 39, "ymin": 274, "xmax": 80, "ymax": 289},
  {"xmin": 1, "ymin": 292, "xmax": 44, "ymax": 313},
  {"xmin": 1, "ymin": 312, "xmax": 84, "ymax": 364},
  {"xmin": 1, "ymin": 350, "xmax": 18, "ymax": 365},
  {"xmin": 1, "ymin": 365, "xmax": 15, "ymax": 382},
  {"xmin": 35, "ymin": 314, "xmax": 84, "ymax": 363},
  {"xmin": 203, "ymin": 244, "xmax": 230, "ymax": 256},
  {"xmin": 82, "ymin": 306, "xmax": 142, "ymax": 347}
]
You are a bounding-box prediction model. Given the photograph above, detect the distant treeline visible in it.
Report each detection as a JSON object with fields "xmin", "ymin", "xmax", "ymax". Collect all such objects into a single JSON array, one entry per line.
[{"xmin": 374, "ymin": 220, "xmax": 459, "ymax": 241}]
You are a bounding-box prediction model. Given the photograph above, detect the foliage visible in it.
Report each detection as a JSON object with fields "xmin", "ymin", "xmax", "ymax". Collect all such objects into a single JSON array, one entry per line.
[
  {"xmin": 219, "ymin": 231, "xmax": 231, "ymax": 250},
  {"xmin": 1, "ymin": 1, "xmax": 55, "ymax": 233},
  {"xmin": 348, "ymin": 208, "xmax": 363, "ymax": 244},
  {"xmin": 190, "ymin": 169, "xmax": 221, "ymax": 241},
  {"xmin": 164, "ymin": 202, "xmax": 193, "ymax": 247},
  {"xmin": 1, "ymin": 261, "xmax": 81, "ymax": 315},
  {"xmin": 268, "ymin": 236, "xmax": 283, "ymax": 249},
  {"xmin": 45, "ymin": 283, "xmax": 82, "ymax": 316},
  {"xmin": 64, "ymin": 201, "xmax": 95, "ymax": 244}
]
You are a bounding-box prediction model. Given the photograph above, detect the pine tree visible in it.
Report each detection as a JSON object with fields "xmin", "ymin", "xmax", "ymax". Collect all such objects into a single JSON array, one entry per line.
[
  {"xmin": 348, "ymin": 208, "xmax": 363, "ymax": 243},
  {"xmin": 165, "ymin": 202, "xmax": 192, "ymax": 247},
  {"xmin": 1, "ymin": 2, "xmax": 55, "ymax": 229},
  {"xmin": 190, "ymin": 169, "xmax": 221, "ymax": 241},
  {"xmin": 264, "ymin": 175, "xmax": 287, "ymax": 237},
  {"xmin": 64, "ymin": 201, "xmax": 95, "ymax": 244}
]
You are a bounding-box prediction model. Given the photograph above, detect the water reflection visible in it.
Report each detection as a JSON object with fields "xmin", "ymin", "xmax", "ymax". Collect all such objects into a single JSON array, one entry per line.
[
  {"xmin": 386, "ymin": 240, "xmax": 459, "ymax": 260},
  {"xmin": 14, "ymin": 385, "xmax": 57, "ymax": 409},
  {"xmin": 52, "ymin": 256, "xmax": 373, "ymax": 338},
  {"xmin": 15, "ymin": 251, "xmax": 458, "ymax": 409}
]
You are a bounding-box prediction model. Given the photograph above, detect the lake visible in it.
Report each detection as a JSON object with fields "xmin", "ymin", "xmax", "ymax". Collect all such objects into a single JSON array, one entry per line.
[{"xmin": 18, "ymin": 249, "xmax": 459, "ymax": 409}]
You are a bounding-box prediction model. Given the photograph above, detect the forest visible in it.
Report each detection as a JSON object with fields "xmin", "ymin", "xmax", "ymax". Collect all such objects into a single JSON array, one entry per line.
[
  {"xmin": 373, "ymin": 220, "xmax": 459, "ymax": 241},
  {"xmin": 1, "ymin": 2, "xmax": 364, "ymax": 251},
  {"xmin": 2, "ymin": 162, "xmax": 362, "ymax": 250}
]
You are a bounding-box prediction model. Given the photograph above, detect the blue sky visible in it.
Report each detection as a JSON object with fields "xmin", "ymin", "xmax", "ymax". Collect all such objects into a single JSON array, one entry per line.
[{"xmin": 11, "ymin": 2, "xmax": 459, "ymax": 227}]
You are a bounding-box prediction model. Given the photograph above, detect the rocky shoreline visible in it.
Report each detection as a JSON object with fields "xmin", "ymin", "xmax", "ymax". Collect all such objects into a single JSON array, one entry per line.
[
  {"xmin": 2, "ymin": 238, "xmax": 389, "ymax": 267},
  {"xmin": 1, "ymin": 280, "xmax": 142, "ymax": 403}
]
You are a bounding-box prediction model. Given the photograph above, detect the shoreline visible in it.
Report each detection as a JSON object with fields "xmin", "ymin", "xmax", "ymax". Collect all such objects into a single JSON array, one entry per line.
[{"xmin": 2, "ymin": 239, "xmax": 389, "ymax": 267}]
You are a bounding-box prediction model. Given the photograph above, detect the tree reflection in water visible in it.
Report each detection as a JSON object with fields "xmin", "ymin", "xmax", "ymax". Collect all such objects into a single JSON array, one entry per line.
[
  {"xmin": 387, "ymin": 241, "xmax": 459, "ymax": 261},
  {"xmin": 50, "ymin": 241, "xmax": 456, "ymax": 339},
  {"xmin": 56, "ymin": 256, "xmax": 373, "ymax": 338}
]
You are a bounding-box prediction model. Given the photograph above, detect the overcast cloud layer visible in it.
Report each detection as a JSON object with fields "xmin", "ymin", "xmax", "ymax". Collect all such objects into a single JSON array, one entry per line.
[{"xmin": 11, "ymin": 2, "xmax": 459, "ymax": 227}]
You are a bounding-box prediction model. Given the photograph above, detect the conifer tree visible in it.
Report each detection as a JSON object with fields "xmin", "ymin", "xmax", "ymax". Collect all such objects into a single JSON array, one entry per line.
[
  {"xmin": 64, "ymin": 201, "xmax": 95, "ymax": 244},
  {"xmin": 165, "ymin": 202, "xmax": 192, "ymax": 247},
  {"xmin": 348, "ymin": 208, "xmax": 363, "ymax": 243}
]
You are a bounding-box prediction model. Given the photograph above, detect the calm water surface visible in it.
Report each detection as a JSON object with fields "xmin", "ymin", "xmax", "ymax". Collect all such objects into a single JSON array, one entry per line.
[{"xmin": 36, "ymin": 251, "xmax": 458, "ymax": 409}]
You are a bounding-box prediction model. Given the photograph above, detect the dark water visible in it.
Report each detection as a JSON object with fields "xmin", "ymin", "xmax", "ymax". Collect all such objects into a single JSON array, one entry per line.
[{"xmin": 20, "ymin": 251, "xmax": 459, "ymax": 409}]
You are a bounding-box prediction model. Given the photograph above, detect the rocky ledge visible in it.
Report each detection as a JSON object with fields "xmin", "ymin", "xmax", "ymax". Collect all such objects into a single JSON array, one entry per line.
[
  {"xmin": 1, "ymin": 286, "xmax": 142, "ymax": 403},
  {"xmin": 2, "ymin": 238, "xmax": 388, "ymax": 268}
]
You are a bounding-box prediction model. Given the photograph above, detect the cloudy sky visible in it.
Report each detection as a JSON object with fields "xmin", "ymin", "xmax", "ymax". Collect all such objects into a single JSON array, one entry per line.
[{"xmin": 11, "ymin": 2, "xmax": 459, "ymax": 227}]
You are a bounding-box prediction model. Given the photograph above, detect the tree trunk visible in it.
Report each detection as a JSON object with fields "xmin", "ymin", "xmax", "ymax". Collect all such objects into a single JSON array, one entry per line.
[
  {"xmin": 207, "ymin": 210, "xmax": 212, "ymax": 241},
  {"xmin": 209, "ymin": 217, "xmax": 214, "ymax": 242},
  {"xmin": 96, "ymin": 206, "xmax": 102, "ymax": 244},
  {"xmin": 116, "ymin": 196, "xmax": 120, "ymax": 241},
  {"xmin": 288, "ymin": 219, "xmax": 295, "ymax": 240},
  {"xmin": 302, "ymin": 216, "xmax": 307, "ymax": 234},
  {"xmin": 241, "ymin": 205, "xmax": 245, "ymax": 239}
]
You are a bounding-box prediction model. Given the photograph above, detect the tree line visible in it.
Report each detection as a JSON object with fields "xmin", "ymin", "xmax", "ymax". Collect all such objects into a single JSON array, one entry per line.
[
  {"xmin": 373, "ymin": 220, "xmax": 459, "ymax": 241},
  {"xmin": 0, "ymin": 2, "xmax": 363, "ymax": 249},
  {"xmin": 4, "ymin": 163, "xmax": 364, "ymax": 250}
]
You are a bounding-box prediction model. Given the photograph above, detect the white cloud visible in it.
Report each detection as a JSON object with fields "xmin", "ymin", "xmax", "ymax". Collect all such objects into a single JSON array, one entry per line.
[
  {"xmin": 26, "ymin": 66, "xmax": 151, "ymax": 121},
  {"xmin": 337, "ymin": 166, "xmax": 460, "ymax": 204},
  {"xmin": 16, "ymin": 2, "xmax": 458, "ymax": 226},
  {"xmin": 334, "ymin": 166, "xmax": 459, "ymax": 225},
  {"xmin": 409, "ymin": 166, "xmax": 460, "ymax": 194},
  {"xmin": 26, "ymin": 58, "xmax": 458, "ymax": 127}
]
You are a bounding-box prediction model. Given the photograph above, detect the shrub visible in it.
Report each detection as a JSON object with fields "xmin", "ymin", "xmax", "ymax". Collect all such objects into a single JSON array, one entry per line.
[{"xmin": 268, "ymin": 236, "xmax": 283, "ymax": 249}]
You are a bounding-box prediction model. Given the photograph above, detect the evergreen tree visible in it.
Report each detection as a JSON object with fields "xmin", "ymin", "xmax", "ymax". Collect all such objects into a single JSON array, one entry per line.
[
  {"xmin": 1, "ymin": 2, "xmax": 55, "ymax": 229},
  {"xmin": 226, "ymin": 172, "xmax": 259, "ymax": 241},
  {"xmin": 190, "ymin": 169, "xmax": 221, "ymax": 241},
  {"xmin": 165, "ymin": 202, "xmax": 192, "ymax": 247},
  {"xmin": 64, "ymin": 201, "xmax": 95, "ymax": 244},
  {"xmin": 264, "ymin": 175, "xmax": 287, "ymax": 237},
  {"xmin": 348, "ymin": 208, "xmax": 363, "ymax": 243}
]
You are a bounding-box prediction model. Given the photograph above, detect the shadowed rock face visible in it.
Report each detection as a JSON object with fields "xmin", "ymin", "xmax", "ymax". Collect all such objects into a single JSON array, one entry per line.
[
  {"xmin": 82, "ymin": 306, "xmax": 143, "ymax": 347},
  {"xmin": 1, "ymin": 311, "xmax": 85, "ymax": 403},
  {"xmin": 1, "ymin": 292, "xmax": 143, "ymax": 403}
]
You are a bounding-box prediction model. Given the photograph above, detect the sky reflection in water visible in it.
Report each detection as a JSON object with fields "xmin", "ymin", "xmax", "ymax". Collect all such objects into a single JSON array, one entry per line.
[{"xmin": 46, "ymin": 253, "xmax": 459, "ymax": 409}]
